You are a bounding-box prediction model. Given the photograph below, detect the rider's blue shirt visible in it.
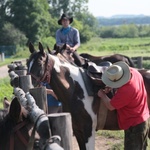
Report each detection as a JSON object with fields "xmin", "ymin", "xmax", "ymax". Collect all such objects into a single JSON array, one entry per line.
[{"xmin": 56, "ymin": 26, "xmax": 80, "ymax": 47}]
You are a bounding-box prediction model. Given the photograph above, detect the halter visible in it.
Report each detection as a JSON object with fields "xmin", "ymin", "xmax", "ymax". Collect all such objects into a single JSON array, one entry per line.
[
  {"xmin": 28, "ymin": 54, "xmax": 53, "ymax": 85},
  {"xmin": 9, "ymin": 120, "xmax": 29, "ymax": 150}
]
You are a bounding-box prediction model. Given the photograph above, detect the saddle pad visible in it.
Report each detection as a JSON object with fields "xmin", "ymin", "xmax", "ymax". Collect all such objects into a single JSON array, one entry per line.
[{"xmin": 79, "ymin": 68, "xmax": 94, "ymax": 96}]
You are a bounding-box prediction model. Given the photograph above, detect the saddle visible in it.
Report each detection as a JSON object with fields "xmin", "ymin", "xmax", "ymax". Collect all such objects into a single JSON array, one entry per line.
[
  {"xmin": 80, "ymin": 61, "xmax": 112, "ymax": 96},
  {"xmin": 87, "ymin": 61, "xmax": 112, "ymax": 86}
]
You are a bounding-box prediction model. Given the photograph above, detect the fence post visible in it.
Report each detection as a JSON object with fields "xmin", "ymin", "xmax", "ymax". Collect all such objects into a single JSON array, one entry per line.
[
  {"xmin": 19, "ymin": 75, "xmax": 33, "ymax": 93},
  {"xmin": 137, "ymin": 56, "xmax": 143, "ymax": 69},
  {"xmin": 1, "ymin": 52, "xmax": 5, "ymax": 62},
  {"xmin": 29, "ymin": 87, "xmax": 48, "ymax": 114},
  {"xmin": 48, "ymin": 113, "xmax": 73, "ymax": 150}
]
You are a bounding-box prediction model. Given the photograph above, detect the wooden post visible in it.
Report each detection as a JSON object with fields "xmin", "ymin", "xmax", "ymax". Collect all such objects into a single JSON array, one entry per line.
[
  {"xmin": 48, "ymin": 113, "xmax": 73, "ymax": 150},
  {"xmin": 137, "ymin": 56, "xmax": 143, "ymax": 69},
  {"xmin": 1, "ymin": 52, "xmax": 5, "ymax": 61},
  {"xmin": 19, "ymin": 75, "xmax": 33, "ymax": 93},
  {"xmin": 29, "ymin": 86, "xmax": 48, "ymax": 114}
]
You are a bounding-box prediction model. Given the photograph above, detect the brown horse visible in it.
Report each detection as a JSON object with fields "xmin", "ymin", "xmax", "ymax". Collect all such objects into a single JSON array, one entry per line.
[
  {"xmin": 0, "ymin": 97, "xmax": 34, "ymax": 150},
  {"xmin": 0, "ymin": 95, "xmax": 63, "ymax": 150},
  {"xmin": 52, "ymin": 44, "xmax": 135, "ymax": 67},
  {"xmin": 80, "ymin": 53, "xmax": 135, "ymax": 67}
]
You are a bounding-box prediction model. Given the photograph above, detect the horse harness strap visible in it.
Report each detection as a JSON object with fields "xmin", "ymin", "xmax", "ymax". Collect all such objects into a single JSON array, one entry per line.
[
  {"xmin": 29, "ymin": 54, "xmax": 53, "ymax": 84},
  {"xmin": 10, "ymin": 120, "xmax": 29, "ymax": 150},
  {"xmin": 39, "ymin": 54, "xmax": 52, "ymax": 83}
]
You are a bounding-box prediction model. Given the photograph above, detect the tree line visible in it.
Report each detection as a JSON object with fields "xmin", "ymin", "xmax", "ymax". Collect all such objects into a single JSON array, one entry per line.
[
  {"xmin": 1, "ymin": 0, "xmax": 150, "ymax": 52},
  {"xmin": 99, "ymin": 24, "xmax": 150, "ymax": 38}
]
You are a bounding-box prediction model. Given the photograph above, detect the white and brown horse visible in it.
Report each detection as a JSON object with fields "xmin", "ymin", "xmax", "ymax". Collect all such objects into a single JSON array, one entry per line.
[{"xmin": 27, "ymin": 42, "xmax": 126, "ymax": 150}]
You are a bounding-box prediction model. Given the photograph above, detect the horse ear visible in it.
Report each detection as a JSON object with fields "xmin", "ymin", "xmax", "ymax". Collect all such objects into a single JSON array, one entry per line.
[
  {"xmin": 47, "ymin": 46, "xmax": 52, "ymax": 54},
  {"xmin": 9, "ymin": 97, "xmax": 22, "ymax": 123},
  {"xmin": 39, "ymin": 42, "xmax": 45, "ymax": 55},
  {"xmin": 29, "ymin": 42, "xmax": 36, "ymax": 53},
  {"xmin": 63, "ymin": 43, "xmax": 67, "ymax": 50}
]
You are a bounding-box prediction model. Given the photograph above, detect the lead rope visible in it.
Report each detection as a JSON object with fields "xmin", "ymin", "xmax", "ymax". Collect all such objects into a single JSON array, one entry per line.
[
  {"xmin": 26, "ymin": 124, "xmax": 36, "ymax": 150},
  {"xmin": 26, "ymin": 114, "xmax": 45, "ymax": 150}
]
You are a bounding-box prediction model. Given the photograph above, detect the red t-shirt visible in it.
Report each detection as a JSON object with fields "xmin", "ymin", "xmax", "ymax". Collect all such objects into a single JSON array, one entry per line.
[{"xmin": 110, "ymin": 67, "xmax": 150, "ymax": 130}]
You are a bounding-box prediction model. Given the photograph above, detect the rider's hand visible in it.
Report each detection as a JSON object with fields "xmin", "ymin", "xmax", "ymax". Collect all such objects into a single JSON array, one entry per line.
[
  {"xmin": 66, "ymin": 44, "xmax": 71, "ymax": 49},
  {"xmin": 70, "ymin": 47, "xmax": 75, "ymax": 52}
]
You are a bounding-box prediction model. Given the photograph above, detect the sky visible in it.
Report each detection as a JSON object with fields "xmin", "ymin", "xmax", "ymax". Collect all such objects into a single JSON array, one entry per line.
[{"xmin": 88, "ymin": 0, "xmax": 150, "ymax": 17}]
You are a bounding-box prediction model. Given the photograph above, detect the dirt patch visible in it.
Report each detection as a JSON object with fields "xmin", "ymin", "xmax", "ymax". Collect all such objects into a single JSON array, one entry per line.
[{"xmin": 72, "ymin": 134, "xmax": 123, "ymax": 150}]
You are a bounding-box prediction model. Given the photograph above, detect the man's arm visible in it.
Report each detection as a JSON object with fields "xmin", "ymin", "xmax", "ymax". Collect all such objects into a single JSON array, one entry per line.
[
  {"xmin": 46, "ymin": 89, "xmax": 58, "ymax": 100},
  {"xmin": 70, "ymin": 29, "xmax": 80, "ymax": 52},
  {"xmin": 56, "ymin": 29, "xmax": 64, "ymax": 46},
  {"xmin": 97, "ymin": 89, "xmax": 115, "ymax": 111}
]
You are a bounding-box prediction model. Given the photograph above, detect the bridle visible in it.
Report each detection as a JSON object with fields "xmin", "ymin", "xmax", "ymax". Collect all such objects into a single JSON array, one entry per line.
[
  {"xmin": 28, "ymin": 54, "xmax": 53, "ymax": 85},
  {"xmin": 9, "ymin": 120, "xmax": 29, "ymax": 150}
]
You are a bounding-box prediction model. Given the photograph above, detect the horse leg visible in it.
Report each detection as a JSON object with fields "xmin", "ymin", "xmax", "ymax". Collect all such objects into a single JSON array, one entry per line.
[{"xmin": 75, "ymin": 132, "xmax": 95, "ymax": 150}]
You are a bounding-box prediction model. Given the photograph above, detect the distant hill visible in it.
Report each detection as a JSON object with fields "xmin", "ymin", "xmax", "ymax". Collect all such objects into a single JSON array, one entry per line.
[{"xmin": 97, "ymin": 14, "xmax": 150, "ymax": 26}]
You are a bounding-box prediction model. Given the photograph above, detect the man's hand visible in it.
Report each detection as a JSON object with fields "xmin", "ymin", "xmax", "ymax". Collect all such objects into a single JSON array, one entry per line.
[
  {"xmin": 97, "ymin": 89, "xmax": 106, "ymax": 99},
  {"xmin": 97, "ymin": 89, "xmax": 115, "ymax": 111}
]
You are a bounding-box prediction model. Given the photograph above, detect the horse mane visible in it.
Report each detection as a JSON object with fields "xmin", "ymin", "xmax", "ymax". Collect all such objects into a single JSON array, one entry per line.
[{"xmin": 56, "ymin": 53, "xmax": 74, "ymax": 64}]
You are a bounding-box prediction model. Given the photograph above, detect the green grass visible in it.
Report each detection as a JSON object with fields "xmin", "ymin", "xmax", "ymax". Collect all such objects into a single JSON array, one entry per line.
[
  {"xmin": 1, "ymin": 37, "xmax": 150, "ymax": 149},
  {"xmin": 0, "ymin": 77, "xmax": 13, "ymax": 108},
  {"xmin": 97, "ymin": 130, "xmax": 124, "ymax": 149},
  {"xmin": 0, "ymin": 57, "xmax": 26, "ymax": 67},
  {"xmin": 79, "ymin": 37, "xmax": 150, "ymax": 57}
]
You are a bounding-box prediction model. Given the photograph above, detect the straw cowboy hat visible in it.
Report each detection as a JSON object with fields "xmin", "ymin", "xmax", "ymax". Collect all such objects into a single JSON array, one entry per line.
[
  {"xmin": 58, "ymin": 13, "xmax": 73, "ymax": 25},
  {"xmin": 102, "ymin": 61, "xmax": 131, "ymax": 88}
]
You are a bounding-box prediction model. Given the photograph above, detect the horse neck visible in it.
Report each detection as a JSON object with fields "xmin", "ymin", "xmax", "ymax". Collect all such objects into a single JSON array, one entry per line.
[{"xmin": 50, "ymin": 55, "xmax": 80, "ymax": 110}]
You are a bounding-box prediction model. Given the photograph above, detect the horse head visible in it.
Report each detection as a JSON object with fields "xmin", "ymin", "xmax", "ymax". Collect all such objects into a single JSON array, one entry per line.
[
  {"xmin": 27, "ymin": 42, "xmax": 53, "ymax": 87},
  {"xmin": 53, "ymin": 44, "xmax": 75, "ymax": 64},
  {"xmin": 0, "ymin": 97, "xmax": 32, "ymax": 150}
]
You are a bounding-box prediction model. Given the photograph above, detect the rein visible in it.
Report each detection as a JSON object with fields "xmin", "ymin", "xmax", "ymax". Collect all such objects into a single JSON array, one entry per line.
[
  {"xmin": 9, "ymin": 120, "xmax": 29, "ymax": 150},
  {"xmin": 28, "ymin": 54, "xmax": 53, "ymax": 84}
]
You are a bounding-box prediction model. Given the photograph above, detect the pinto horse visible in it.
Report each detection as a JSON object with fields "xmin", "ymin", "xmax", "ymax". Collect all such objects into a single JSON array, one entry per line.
[{"xmin": 27, "ymin": 42, "xmax": 124, "ymax": 150}]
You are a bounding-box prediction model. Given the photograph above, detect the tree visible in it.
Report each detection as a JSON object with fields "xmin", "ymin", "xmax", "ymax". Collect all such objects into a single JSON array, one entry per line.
[
  {"xmin": 0, "ymin": 22, "xmax": 27, "ymax": 45},
  {"xmin": 6, "ymin": 0, "xmax": 51, "ymax": 43},
  {"xmin": 48, "ymin": 0, "xmax": 89, "ymax": 17},
  {"xmin": 0, "ymin": 0, "xmax": 8, "ymax": 28}
]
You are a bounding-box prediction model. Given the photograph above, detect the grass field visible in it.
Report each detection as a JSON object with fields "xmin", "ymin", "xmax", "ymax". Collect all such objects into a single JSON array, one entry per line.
[
  {"xmin": 1, "ymin": 37, "xmax": 150, "ymax": 149},
  {"xmin": 79, "ymin": 37, "xmax": 150, "ymax": 57}
]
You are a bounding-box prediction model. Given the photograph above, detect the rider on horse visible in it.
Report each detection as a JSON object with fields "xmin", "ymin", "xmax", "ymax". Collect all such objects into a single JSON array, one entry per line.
[{"xmin": 56, "ymin": 13, "xmax": 83, "ymax": 67}]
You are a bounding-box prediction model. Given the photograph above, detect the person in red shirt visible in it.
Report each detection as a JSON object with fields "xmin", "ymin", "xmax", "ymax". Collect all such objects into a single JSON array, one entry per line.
[{"xmin": 97, "ymin": 61, "xmax": 150, "ymax": 150}]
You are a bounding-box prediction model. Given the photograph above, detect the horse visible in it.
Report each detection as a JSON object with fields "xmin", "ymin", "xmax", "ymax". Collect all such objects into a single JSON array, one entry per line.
[
  {"xmin": 0, "ymin": 97, "xmax": 35, "ymax": 150},
  {"xmin": 80, "ymin": 53, "xmax": 135, "ymax": 67},
  {"xmin": 0, "ymin": 96, "xmax": 64, "ymax": 150},
  {"xmin": 52, "ymin": 44, "xmax": 135, "ymax": 67}
]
